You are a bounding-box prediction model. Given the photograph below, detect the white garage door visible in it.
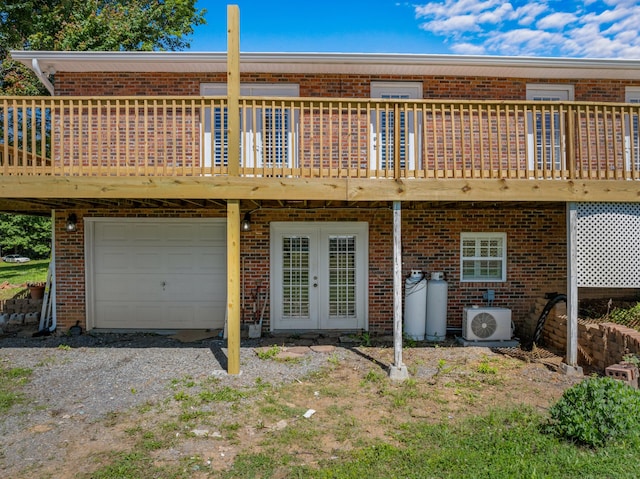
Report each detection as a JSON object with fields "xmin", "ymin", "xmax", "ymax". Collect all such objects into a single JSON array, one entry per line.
[{"xmin": 87, "ymin": 218, "xmax": 226, "ymax": 330}]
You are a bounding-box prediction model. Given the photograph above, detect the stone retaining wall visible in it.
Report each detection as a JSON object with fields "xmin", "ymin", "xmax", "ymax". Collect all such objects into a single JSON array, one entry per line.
[
  {"xmin": 542, "ymin": 307, "xmax": 640, "ymax": 371},
  {"xmin": 1, "ymin": 299, "xmax": 43, "ymax": 314}
]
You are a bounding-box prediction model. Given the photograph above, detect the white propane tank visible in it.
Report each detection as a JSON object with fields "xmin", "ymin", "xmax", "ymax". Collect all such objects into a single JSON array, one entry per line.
[
  {"xmin": 426, "ymin": 272, "xmax": 447, "ymax": 341},
  {"xmin": 404, "ymin": 270, "xmax": 427, "ymax": 340}
]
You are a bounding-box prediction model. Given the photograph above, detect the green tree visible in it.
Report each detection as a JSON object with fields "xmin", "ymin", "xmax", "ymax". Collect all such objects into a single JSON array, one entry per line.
[
  {"xmin": 0, "ymin": 213, "xmax": 51, "ymax": 259},
  {"xmin": 0, "ymin": 0, "xmax": 206, "ymax": 95}
]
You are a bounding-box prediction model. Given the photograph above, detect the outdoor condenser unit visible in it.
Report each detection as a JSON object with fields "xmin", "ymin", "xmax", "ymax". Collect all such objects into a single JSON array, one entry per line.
[{"xmin": 462, "ymin": 307, "xmax": 513, "ymax": 341}]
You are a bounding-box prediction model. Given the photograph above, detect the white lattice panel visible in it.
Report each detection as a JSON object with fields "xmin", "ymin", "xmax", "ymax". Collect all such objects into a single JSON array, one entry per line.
[{"xmin": 577, "ymin": 203, "xmax": 640, "ymax": 287}]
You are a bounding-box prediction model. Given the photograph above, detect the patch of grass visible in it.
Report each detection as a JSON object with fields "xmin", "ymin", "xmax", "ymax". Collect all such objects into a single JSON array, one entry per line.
[
  {"xmin": 219, "ymin": 421, "xmax": 242, "ymax": 441},
  {"xmin": 178, "ymin": 409, "xmax": 214, "ymax": 423},
  {"xmin": 0, "ymin": 365, "xmax": 32, "ymax": 413},
  {"xmin": 256, "ymin": 345, "xmax": 282, "ymax": 360},
  {"xmin": 198, "ymin": 386, "xmax": 246, "ymax": 403},
  {"xmin": 34, "ymin": 355, "xmax": 58, "ymax": 367},
  {"xmin": 248, "ymin": 405, "xmax": 640, "ymax": 478},
  {"xmin": 0, "ymin": 259, "xmax": 49, "ymax": 299},
  {"xmin": 258, "ymin": 393, "xmax": 305, "ymax": 419},
  {"xmin": 327, "ymin": 352, "xmax": 341, "ymax": 366},
  {"xmin": 221, "ymin": 453, "xmax": 279, "ymax": 479},
  {"xmin": 436, "ymin": 358, "xmax": 453, "ymax": 374},
  {"xmin": 360, "ymin": 369, "xmax": 386, "ymax": 387},
  {"xmin": 476, "ymin": 357, "xmax": 498, "ymax": 375},
  {"xmin": 169, "ymin": 375, "xmax": 197, "ymax": 390},
  {"xmin": 84, "ymin": 450, "xmax": 190, "ymax": 479},
  {"xmin": 384, "ymin": 378, "xmax": 421, "ymax": 407},
  {"xmin": 172, "ymin": 390, "xmax": 192, "ymax": 403}
]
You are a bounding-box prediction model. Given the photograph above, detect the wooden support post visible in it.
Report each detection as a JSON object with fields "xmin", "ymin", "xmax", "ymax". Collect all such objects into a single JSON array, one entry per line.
[
  {"xmin": 227, "ymin": 199, "xmax": 241, "ymax": 375},
  {"xmin": 227, "ymin": 4, "xmax": 240, "ymax": 177},
  {"xmin": 390, "ymin": 201, "xmax": 409, "ymax": 381},
  {"xmin": 561, "ymin": 202, "xmax": 583, "ymax": 376},
  {"xmin": 226, "ymin": 5, "xmax": 241, "ymax": 375}
]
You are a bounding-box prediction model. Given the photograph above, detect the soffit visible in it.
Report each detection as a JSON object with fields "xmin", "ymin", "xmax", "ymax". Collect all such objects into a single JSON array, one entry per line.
[{"xmin": 10, "ymin": 51, "xmax": 640, "ymax": 80}]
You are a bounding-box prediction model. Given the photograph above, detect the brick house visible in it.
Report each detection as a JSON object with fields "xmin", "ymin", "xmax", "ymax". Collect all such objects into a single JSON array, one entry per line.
[{"xmin": 6, "ymin": 31, "xmax": 640, "ymax": 373}]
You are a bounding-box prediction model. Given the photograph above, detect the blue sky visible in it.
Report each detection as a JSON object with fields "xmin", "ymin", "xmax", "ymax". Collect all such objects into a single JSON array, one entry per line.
[{"xmin": 190, "ymin": 0, "xmax": 640, "ymax": 58}]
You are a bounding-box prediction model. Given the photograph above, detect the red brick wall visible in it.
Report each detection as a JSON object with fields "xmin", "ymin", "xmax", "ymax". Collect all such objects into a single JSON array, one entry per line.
[
  {"xmin": 57, "ymin": 205, "xmax": 566, "ymax": 336},
  {"xmin": 55, "ymin": 72, "xmax": 639, "ymax": 102}
]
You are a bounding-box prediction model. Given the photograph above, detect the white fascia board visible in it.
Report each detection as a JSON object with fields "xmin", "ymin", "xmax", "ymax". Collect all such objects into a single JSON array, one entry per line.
[{"xmin": 10, "ymin": 50, "xmax": 640, "ymax": 80}]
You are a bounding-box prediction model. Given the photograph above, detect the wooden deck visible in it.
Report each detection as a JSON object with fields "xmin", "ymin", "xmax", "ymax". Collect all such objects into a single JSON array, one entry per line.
[{"xmin": 2, "ymin": 96, "xmax": 640, "ymax": 203}]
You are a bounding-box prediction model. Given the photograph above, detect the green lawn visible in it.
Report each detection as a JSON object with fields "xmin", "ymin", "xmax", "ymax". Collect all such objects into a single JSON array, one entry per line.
[
  {"xmin": 224, "ymin": 406, "xmax": 640, "ymax": 479},
  {"xmin": 0, "ymin": 259, "xmax": 49, "ymax": 300}
]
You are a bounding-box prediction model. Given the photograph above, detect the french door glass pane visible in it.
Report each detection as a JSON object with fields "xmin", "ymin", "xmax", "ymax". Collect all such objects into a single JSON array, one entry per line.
[
  {"xmin": 282, "ymin": 237, "xmax": 309, "ymax": 317},
  {"xmin": 329, "ymin": 236, "xmax": 356, "ymax": 318}
]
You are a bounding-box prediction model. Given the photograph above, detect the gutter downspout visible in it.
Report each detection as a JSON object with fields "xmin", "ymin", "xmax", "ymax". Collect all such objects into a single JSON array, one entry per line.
[{"xmin": 31, "ymin": 58, "xmax": 55, "ymax": 95}]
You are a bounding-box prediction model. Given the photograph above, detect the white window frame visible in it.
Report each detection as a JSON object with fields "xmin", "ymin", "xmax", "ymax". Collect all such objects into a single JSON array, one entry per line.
[
  {"xmin": 370, "ymin": 81, "xmax": 422, "ymax": 173},
  {"xmin": 460, "ymin": 232, "xmax": 507, "ymax": 283},
  {"xmin": 624, "ymin": 87, "xmax": 640, "ymax": 173},
  {"xmin": 526, "ymin": 84, "xmax": 574, "ymax": 175},
  {"xmin": 200, "ymin": 83, "xmax": 299, "ymax": 170}
]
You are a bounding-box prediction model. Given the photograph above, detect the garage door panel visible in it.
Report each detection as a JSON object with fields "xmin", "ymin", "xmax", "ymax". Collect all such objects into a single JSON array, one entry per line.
[
  {"xmin": 91, "ymin": 219, "xmax": 227, "ymax": 330},
  {"xmin": 96, "ymin": 223, "xmax": 131, "ymax": 243},
  {"xmin": 95, "ymin": 274, "xmax": 168, "ymax": 300},
  {"xmin": 95, "ymin": 250, "xmax": 133, "ymax": 271},
  {"xmin": 165, "ymin": 251, "xmax": 201, "ymax": 271},
  {"xmin": 133, "ymin": 252, "xmax": 166, "ymax": 272},
  {"xmin": 131, "ymin": 224, "xmax": 165, "ymax": 243},
  {"xmin": 165, "ymin": 304, "xmax": 225, "ymax": 329},
  {"xmin": 164, "ymin": 224, "xmax": 201, "ymax": 243}
]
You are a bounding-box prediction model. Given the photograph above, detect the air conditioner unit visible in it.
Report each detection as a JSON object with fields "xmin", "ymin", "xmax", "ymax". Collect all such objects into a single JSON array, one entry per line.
[{"xmin": 463, "ymin": 307, "xmax": 513, "ymax": 341}]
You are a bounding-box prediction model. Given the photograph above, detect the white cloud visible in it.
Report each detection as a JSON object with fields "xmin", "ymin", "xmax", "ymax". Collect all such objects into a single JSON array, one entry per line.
[
  {"xmin": 484, "ymin": 28, "xmax": 565, "ymax": 56},
  {"xmin": 412, "ymin": 0, "xmax": 640, "ymax": 58},
  {"xmin": 422, "ymin": 15, "xmax": 482, "ymax": 34},
  {"xmin": 536, "ymin": 12, "xmax": 578, "ymax": 30},
  {"xmin": 415, "ymin": 0, "xmax": 504, "ymax": 19},
  {"xmin": 477, "ymin": 2, "xmax": 515, "ymax": 24},
  {"xmin": 513, "ymin": 3, "xmax": 547, "ymax": 26},
  {"xmin": 450, "ymin": 42, "xmax": 487, "ymax": 54}
]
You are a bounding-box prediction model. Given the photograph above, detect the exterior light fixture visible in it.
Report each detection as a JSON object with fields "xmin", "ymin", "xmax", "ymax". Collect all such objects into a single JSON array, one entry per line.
[
  {"xmin": 66, "ymin": 213, "xmax": 78, "ymax": 232},
  {"xmin": 241, "ymin": 212, "xmax": 251, "ymax": 232}
]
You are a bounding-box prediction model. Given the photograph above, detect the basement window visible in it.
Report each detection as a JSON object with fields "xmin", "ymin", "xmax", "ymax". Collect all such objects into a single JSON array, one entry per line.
[{"xmin": 460, "ymin": 233, "xmax": 507, "ymax": 282}]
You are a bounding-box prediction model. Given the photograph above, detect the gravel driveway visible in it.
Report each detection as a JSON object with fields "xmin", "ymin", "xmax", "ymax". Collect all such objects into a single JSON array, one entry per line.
[{"xmin": 0, "ymin": 331, "xmax": 346, "ymax": 477}]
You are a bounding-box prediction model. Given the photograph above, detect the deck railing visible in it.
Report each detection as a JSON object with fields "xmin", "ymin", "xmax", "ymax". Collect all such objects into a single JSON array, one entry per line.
[{"xmin": 1, "ymin": 96, "xmax": 640, "ymax": 180}]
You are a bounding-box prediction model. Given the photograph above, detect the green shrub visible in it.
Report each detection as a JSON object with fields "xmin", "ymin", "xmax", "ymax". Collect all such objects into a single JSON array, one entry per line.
[
  {"xmin": 548, "ymin": 376, "xmax": 640, "ymax": 447},
  {"xmin": 609, "ymin": 302, "xmax": 640, "ymax": 326}
]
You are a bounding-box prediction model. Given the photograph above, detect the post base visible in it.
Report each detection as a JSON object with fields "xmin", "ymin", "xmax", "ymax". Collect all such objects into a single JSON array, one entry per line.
[
  {"xmin": 389, "ymin": 364, "xmax": 410, "ymax": 381},
  {"xmin": 560, "ymin": 363, "xmax": 583, "ymax": 377}
]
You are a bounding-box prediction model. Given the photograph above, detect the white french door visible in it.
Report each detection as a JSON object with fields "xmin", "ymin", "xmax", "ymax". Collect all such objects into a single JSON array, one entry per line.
[{"xmin": 270, "ymin": 222, "xmax": 368, "ymax": 330}]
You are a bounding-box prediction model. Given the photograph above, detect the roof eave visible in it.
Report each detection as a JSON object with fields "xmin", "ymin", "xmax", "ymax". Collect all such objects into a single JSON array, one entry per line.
[{"xmin": 10, "ymin": 50, "xmax": 640, "ymax": 80}]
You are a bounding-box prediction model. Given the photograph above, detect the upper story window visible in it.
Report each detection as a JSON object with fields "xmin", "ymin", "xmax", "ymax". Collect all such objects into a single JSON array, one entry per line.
[
  {"xmin": 370, "ymin": 82, "xmax": 422, "ymax": 174},
  {"xmin": 460, "ymin": 233, "xmax": 507, "ymax": 282},
  {"xmin": 200, "ymin": 83, "xmax": 299, "ymax": 170},
  {"xmin": 526, "ymin": 84, "xmax": 575, "ymax": 176}
]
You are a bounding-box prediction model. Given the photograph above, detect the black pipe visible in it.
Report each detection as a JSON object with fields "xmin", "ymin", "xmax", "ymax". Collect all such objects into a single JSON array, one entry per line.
[{"xmin": 524, "ymin": 293, "xmax": 567, "ymax": 351}]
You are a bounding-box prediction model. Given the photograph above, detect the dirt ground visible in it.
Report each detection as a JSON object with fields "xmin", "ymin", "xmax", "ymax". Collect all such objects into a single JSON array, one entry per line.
[{"xmin": 0, "ymin": 332, "xmax": 585, "ymax": 479}]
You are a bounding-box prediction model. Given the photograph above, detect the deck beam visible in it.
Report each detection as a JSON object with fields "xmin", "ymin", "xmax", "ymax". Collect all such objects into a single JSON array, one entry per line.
[{"xmin": 2, "ymin": 177, "xmax": 640, "ymax": 204}]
